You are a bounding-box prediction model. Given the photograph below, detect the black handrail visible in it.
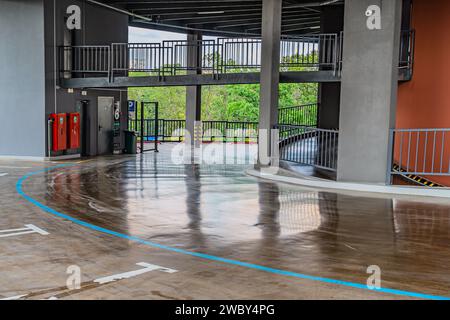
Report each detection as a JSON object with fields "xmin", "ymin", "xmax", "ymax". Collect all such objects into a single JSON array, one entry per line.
[{"xmin": 127, "ymin": 104, "xmax": 319, "ymax": 142}]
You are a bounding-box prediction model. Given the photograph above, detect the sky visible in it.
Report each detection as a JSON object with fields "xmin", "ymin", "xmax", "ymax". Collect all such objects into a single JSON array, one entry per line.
[
  {"xmin": 129, "ymin": 27, "xmax": 185, "ymax": 43},
  {"xmin": 129, "ymin": 27, "xmax": 216, "ymax": 43}
]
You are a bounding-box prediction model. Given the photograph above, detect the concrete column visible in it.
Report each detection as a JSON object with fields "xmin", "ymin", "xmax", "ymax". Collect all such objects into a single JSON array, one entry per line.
[
  {"xmin": 258, "ymin": 0, "xmax": 282, "ymax": 166},
  {"xmin": 337, "ymin": 0, "xmax": 402, "ymax": 183},
  {"xmin": 318, "ymin": 83, "xmax": 341, "ymax": 129},
  {"xmin": 318, "ymin": 5, "xmax": 344, "ymax": 130},
  {"xmin": 186, "ymin": 33, "xmax": 202, "ymax": 147}
]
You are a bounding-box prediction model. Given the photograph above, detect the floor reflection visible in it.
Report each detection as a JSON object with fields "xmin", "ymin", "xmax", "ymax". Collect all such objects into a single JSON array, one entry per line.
[
  {"xmin": 44, "ymin": 163, "xmax": 131, "ymax": 237},
  {"xmin": 185, "ymin": 164, "xmax": 202, "ymax": 230},
  {"xmin": 393, "ymin": 199, "xmax": 450, "ymax": 247},
  {"xmin": 257, "ymin": 182, "xmax": 281, "ymax": 238},
  {"xmin": 40, "ymin": 146, "xmax": 450, "ymax": 249},
  {"xmin": 34, "ymin": 144, "xmax": 450, "ymax": 293}
]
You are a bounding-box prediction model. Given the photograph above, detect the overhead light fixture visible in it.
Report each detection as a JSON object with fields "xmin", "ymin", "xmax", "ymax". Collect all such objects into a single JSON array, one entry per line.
[
  {"xmin": 287, "ymin": 0, "xmax": 341, "ymax": 8},
  {"xmin": 310, "ymin": 26, "xmax": 321, "ymax": 30},
  {"xmin": 197, "ymin": 11, "xmax": 225, "ymax": 15},
  {"xmin": 68, "ymin": 88, "xmax": 74, "ymax": 93}
]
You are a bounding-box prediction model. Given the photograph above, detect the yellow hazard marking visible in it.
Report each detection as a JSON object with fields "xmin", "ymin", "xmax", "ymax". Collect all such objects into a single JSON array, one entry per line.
[{"xmin": 393, "ymin": 164, "xmax": 442, "ymax": 187}]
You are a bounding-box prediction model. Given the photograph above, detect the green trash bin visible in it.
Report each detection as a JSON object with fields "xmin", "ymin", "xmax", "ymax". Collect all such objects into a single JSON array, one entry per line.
[{"xmin": 124, "ymin": 130, "xmax": 137, "ymax": 154}]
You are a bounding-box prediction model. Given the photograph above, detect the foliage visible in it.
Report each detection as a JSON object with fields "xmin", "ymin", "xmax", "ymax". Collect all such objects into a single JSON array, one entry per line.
[
  {"xmin": 128, "ymin": 52, "xmax": 319, "ymax": 121},
  {"xmin": 128, "ymin": 83, "xmax": 318, "ymax": 122}
]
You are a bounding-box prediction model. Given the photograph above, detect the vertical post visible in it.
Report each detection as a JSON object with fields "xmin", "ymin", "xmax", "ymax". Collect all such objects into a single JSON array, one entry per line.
[
  {"xmin": 47, "ymin": 118, "xmax": 53, "ymax": 158},
  {"xmin": 186, "ymin": 32, "xmax": 202, "ymax": 147},
  {"xmin": 337, "ymin": 0, "xmax": 402, "ymax": 183},
  {"xmin": 134, "ymin": 100, "xmax": 138, "ymax": 133},
  {"xmin": 258, "ymin": 0, "xmax": 282, "ymax": 167},
  {"xmin": 140, "ymin": 101, "xmax": 144, "ymax": 154},
  {"xmin": 154, "ymin": 102, "xmax": 159, "ymax": 153},
  {"xmin": 386, "ymin": 129, "xmax": 395, "ymax": 184},
  {"xmin": 109, "ymin": 45, "xmax": 113, "ymax": 82}
]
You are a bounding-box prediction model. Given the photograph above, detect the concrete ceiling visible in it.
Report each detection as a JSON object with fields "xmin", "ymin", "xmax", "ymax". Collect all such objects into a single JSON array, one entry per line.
[{"xmin": 91, "ymin": 0, "xmax": 344, "ymax": 36}]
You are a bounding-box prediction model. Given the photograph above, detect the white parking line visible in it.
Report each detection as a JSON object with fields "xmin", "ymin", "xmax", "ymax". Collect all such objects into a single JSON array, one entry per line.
[
  {"xmin": 0, "ymin": 224, "xmax": 49, "ymax": 238},
  {"xmin": 0, "ymin": 294, "xmax": 28, "ymax": 300},
  {"xmin": 94, "ymin": 262, "xmax": 178, "ymax": 285},
  {"xmin": 0, "ymin": 173, "xmax": 8, "ymax": 177},
  {"xmin": 0, "ymin": 294, "xmax": 58, "ymax": 301}
]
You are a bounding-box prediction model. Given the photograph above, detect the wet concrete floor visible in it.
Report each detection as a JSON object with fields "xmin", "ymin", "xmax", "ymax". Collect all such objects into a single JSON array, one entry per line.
[{"xmin": 0, "ymin": 144, "xmax": 449, "ymax": 300}]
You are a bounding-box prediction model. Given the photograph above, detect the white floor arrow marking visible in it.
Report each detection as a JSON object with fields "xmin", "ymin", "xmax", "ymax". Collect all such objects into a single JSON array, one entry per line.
[
  {"xmin": 0, "ymin": 224, "xmax": 49, "ymax": 238},
  {"xmin": 94, "ymin": 262, "xmax": 178, "ymax": 285},
  {"xmin": 1, "ymin": 263, "xmax": 176, "ymax": 300}
]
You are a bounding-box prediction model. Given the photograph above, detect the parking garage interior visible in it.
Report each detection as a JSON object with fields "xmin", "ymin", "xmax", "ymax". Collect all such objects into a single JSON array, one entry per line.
[{"xmin": 1, "ymin": 0, "xmax": 450, "ymax": 304}]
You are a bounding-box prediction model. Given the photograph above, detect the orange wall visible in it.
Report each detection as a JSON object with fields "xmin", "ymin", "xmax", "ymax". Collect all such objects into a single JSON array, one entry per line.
[{"xmin": 396, "ymin": 0, "xmax": 450, "ymax": 185}]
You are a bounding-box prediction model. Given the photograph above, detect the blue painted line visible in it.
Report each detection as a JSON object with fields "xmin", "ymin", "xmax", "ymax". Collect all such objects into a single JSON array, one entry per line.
[{"xmin": 16, "ymin": 164, "xmax": 450, "ymax": 301}]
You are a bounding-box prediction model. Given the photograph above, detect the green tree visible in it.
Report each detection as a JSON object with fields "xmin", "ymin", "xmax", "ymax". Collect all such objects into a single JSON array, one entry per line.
[{"xmin": 128, "ymin": 52, "xmax": 319, "ymax": 122}]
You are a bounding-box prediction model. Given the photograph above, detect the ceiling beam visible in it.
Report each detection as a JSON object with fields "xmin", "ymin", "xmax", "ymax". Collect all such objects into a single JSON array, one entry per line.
[{"xmin": 92, "ymin": 0, "xmax": 345, "ymax": 37}]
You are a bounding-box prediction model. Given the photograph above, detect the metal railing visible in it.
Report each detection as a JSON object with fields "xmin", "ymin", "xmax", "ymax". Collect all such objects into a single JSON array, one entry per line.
[
  {"xmin": 219, "ymin": 34, "xmax": 340, "ymax": 73},
  {"xmin": 278, "ymin": 125, "xmax": 339, "ymax": 172},
  {"xmin": 59, "ymin": 30, "xmax": 415, "ymax": 81},
  {"xmin": 127, "ymin": 103, "xmax": 318, "ymax": 142},
  {"xmin": 280, "ymin": 34, "xmax": 339, "ymax": 71},
  {"xmin": 125, "ymin": 104, "xmax": 335, "ymax": 171},
  {"xmin": 337, "ymin": 31, "xmax": 344, "ymax": 73},
  {"xmin": 60, "ymin": 34, "xmax": 342, "ymax": 79},
  {"xmin": 279, "ymin": 103, "xmax": 318, "ymax": 127},
  {"xmin": 128, "ymin": 119, "xmax": 259, "ymax": 142},
  {"xmin": 389, "ymin": 128, "xmax": 450, "ymax": 178},
  {"xmin": 60, "ymin": 45, "xmax": 110, "ymax": 75},
  {"xmin": 163, "ymin": 40, "xmax": 221, "ymax": 75},
  {"xmin": 218, "ymin": 37, "xmax": 262, "ymax": 72},
  {"xmin": 112, "ymin": 43, "xmax": 162, "ymax": 76},
  {"xmin": 202, "ymin": 121, "xmax": 259, "ymax": 142},
  {"xmin": 399, "ymin": 30, "xmax": 415, "ymax": 80}
]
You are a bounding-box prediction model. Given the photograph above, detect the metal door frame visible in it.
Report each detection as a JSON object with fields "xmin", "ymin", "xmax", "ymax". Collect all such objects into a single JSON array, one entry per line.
[
  {"xmin": 97, "ymin": 96, "xmax": 114, "ymax": 155},
  {"xmin": 139, "ymin": 101, "xmax": 159, "ymax": 153}
]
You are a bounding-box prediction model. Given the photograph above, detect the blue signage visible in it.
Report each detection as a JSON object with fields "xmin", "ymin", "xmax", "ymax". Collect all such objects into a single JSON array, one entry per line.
[{"xmin": 128, "ymin": 101, "xmax": 136, "ymax": 112}]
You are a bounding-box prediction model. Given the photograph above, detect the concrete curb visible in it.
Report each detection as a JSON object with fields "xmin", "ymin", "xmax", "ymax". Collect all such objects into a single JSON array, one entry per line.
[
  {"xmin": 0, "ymin": 156, "xmax": 47, "ymax": 162},
  {"xmin": 0, "ymin": 154, "xmax": 81, "ymax": 162},
  {"xmin": 245, "ymin": 168, "xmax": 450, "ymax": 199}
]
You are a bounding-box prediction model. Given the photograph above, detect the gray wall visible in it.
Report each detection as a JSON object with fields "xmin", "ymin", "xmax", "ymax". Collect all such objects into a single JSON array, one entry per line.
[
  {"xmin": 0, "ymin": 0, "xmax": 129, "ymax": 157},
  {"xmin": 44, "ymin": 0, "xmax": 128, "ymax": 156},
  {"xmin": 337, "ymin": 0, "xmax": 402, "ymax": 183},
  {"xmin": 0, "ymin": 0, "xmax": 46, "ymax": 157}
]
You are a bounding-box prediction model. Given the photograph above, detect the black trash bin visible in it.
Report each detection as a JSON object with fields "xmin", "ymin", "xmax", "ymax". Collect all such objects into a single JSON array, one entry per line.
[{"xmin": 124, "ymin": 130, "xmax": 137, "ymax": 154}]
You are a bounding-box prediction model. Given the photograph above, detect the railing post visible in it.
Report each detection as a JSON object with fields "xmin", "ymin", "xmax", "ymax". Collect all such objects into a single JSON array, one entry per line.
[
  {"xmin": 386, "ymin": 129, "xmax": 395, "ymax": 185},
  {"xmin": 409, "ymin": 30, "xmax": 415, "ymax": 79},
  {"xmin": 134, "ymin": 101, "xmax": 138, "ymax": 133},
  {"xmin": 108, "ymin": 44, "xmax": 112, "ymax": 82},
  {"xmin": 338, "ymin": 31, "xmax": 344, "ymax": 76},
  {"xmin": 140, "ymin": 101, "xmax": 144, "ymax": 153},
  {"xmin": 333, "ymin": 34, "xmax": 338, "ymax": 76},
  {"xmin": 220, "ymin": 41, "xmax": 225, "ymax": 74},
  {"xmin": 154, "ymin": 102, "xmax": 159, "ymax": 152},
  {"xmin": 158, "ymin": 43, "xmax": 162, "ymax": 80}
]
